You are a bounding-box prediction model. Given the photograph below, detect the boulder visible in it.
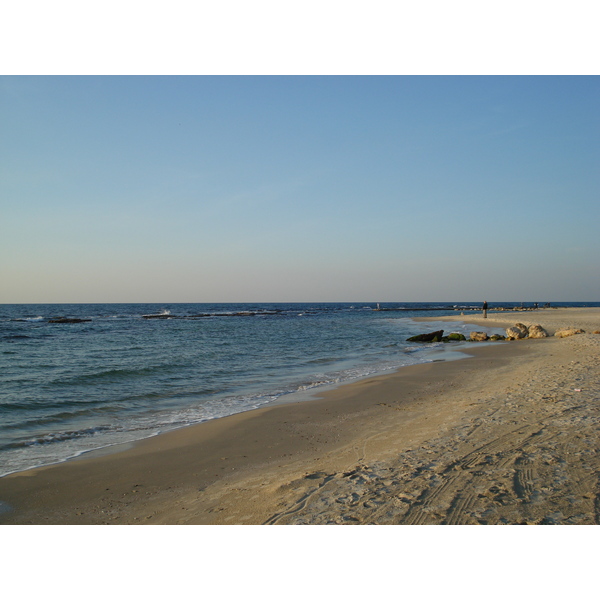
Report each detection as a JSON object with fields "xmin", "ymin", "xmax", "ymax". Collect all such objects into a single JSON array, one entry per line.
[
  {"xmin": 446, "ymin": 333, "xmax": 466, "ymax": 341},
  {"xmin": 506, "ymin": 326, "xmax": 527, "ymax": 340},
  {"xmin": 554, "ymin": 328, "xmax": 585, "ymax": 338},
  {"xmin": 469, "ymin": 331, "xmax": 488, "ymax": 341},
  {"xmin": 442, "ymin": 333, "xmax": 467, "ymax": 342},
  {"xmin": 514, "ymin": 323, "xmax": 529, "ymax": 335},
  {"xmin": 527, "ymin": 324, "xmax": 548, "ymax": 338},
  {"xmin": 407, "ymin": 330, "xmax": 444, "ymax": 342},
  {"xmin": 489, "ymin": 334, "xmax": 506, "ymax": 341}
]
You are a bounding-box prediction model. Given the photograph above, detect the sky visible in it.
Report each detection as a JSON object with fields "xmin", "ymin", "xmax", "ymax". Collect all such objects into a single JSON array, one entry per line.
[{"xmin": 1, "ymin": 75, "xmax": 598, "ymax": 303}]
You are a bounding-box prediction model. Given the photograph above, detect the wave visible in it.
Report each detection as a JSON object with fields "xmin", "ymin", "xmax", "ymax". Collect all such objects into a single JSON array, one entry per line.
[
  {"xmin": 0, "ymin": 396, "xmax": 117, "ymax": 413},
  {"xmin": 142, "ymin": 309, "xmax": 289, "ymax": 319},
  {"xmin": 307, "ymin": 357, "xmax": 343, "ymax": 365},
  {"xmin": 142, "ymin": 309, "xmax": 172, "ymax": 319},
  {"xmin": 188, "ymin": 309, "xmax": 284, "ymax": 318},
  {"xmin": 49, "ymin": 364, "xmax": 176, "ymax": 386},
  {"xmin": 0, "ymin": 425, "xmax": 113, "ymax": 451},
  {"xmin": 11, "ymin": 316, "xmax": 45, "ymax": 322}
]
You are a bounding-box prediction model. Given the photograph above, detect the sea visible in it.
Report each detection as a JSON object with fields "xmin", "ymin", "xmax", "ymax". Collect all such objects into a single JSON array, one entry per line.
[{"xmin": 1, "ymin": 301, "xmax": 597, "ymax": 477}]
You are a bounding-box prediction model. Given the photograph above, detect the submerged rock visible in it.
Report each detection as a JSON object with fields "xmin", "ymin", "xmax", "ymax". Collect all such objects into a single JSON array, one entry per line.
[
  {"xmin": 48, "ymin": 318, "xmax": 92, "ymax": 324},
  {"xmin": 407, "ymin": 330, "xmax": 444, "ymax": 343}
]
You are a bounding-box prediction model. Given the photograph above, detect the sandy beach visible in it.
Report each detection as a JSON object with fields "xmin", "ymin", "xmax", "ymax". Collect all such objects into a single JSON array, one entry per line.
[{"xmin": 1, "ymin": 307, "xmax": 599, "ymax": 525}]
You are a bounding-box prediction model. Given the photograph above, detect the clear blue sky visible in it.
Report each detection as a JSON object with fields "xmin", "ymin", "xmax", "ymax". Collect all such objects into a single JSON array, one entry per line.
[{"xmin": 1, "ymin": 76, "xmax": 599, "ymax": 303}]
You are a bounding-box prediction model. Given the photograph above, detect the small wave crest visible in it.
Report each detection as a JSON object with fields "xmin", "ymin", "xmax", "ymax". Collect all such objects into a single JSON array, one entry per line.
[
  {"xmin": 11, "ymin": 316, "xmax": 45, "ymax": 322},
  {"xmin": 0, "ymin": 425, "xmax": 112, "ymax": 452},
  {"xmin": 142, "ymin": 309, "xmax": 172, "ymax": 319},
  {"xmin": 51, "ymin": 364, "xmax": 174, "ymax": 386},
  {"xmin": 307, "ymin": 357, "xmax": 341, "ymax": 365}
]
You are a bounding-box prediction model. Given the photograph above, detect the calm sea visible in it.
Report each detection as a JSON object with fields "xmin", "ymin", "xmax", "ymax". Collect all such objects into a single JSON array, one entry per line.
[{"xmin": 1, "ymin": 302, "xmax": 596, "ymax": 476}]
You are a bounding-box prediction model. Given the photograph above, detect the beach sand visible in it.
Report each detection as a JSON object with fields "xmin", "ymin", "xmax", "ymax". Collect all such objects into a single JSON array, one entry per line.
[{"xmin": 1, "ymin": 307, "xmax": 599, "ymax": 525}]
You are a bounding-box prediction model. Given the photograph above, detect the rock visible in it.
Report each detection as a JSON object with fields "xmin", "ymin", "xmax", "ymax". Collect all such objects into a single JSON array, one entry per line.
[
  {"xmin": 48, "ymin": 318, "xmax": 92, "ymax": 323},
  {"xmin": 446, "ymin": 333, "xmax": 466, "ymax": 341},
  {"xmin": 407, "ymin": 330, "xmax": 444, "ymax": 342},
  {"xmin": 489, "ymin": 334, "xmax": 506, "ymax": 341},
  {"xmin": 514, "ymin": 323, "xmax": 529, "ymax": 335},
  {"xmin": 469, "ymin": 332, "xmax": 488, "ymax": 341},
  {"xmin": 506, "ymin": 326, "xmax": 527, "ymax": 340},
  {"xmin": 554, "ymin": 327, "xmax": 585, "ymax": 338},
  {"xmin": 527, "ymin": 324, "xmax": 548, "ymax": 338}
]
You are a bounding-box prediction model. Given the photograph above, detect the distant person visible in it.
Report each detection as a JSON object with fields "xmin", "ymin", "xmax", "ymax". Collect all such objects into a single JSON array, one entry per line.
[{"xmin": 483, "ymin": 300, "xmax": 488, "ymax": 318}]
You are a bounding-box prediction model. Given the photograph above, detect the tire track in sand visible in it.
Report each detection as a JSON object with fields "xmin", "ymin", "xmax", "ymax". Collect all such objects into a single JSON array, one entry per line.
[{"xmin": 402, "ymin": 425, "xmax": 545, "ymax": 524}]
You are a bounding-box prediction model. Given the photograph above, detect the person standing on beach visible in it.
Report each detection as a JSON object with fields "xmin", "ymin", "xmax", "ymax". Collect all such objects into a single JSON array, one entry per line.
[{"xmin": 483, "ymin": 301, "xmax": 488, "ymax": 318}]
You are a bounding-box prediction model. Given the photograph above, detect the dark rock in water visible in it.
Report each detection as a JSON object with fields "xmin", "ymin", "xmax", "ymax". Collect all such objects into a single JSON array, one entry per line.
[
  {"xmin": 446, "ymin": 333, "xmax": 466, "ymax": 341},
  {"xmin": 407, "ymin": 330, "xmax": 444, "ymax": 343},
  {"xmin": 442, "ymin": 333, "xmax": 468, "ymax": 342},
  {"xmin": 48, "ymin": 318, "xmax": 92, "ymax": 324},
  {"xmin": 142, "ymin": 314, "xmax": 177, "ymax": 319}
]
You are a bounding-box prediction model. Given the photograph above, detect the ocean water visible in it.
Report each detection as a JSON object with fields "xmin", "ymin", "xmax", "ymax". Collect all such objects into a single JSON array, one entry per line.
[{"xmin": 1, "ymin": 301, "xmax": 595, "ymax": 477}]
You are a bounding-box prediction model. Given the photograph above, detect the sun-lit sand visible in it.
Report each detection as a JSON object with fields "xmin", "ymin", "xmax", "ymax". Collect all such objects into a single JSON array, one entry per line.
[{"xmin": 1, "ymin": 307, "xmax": 599, "ymax": 524}]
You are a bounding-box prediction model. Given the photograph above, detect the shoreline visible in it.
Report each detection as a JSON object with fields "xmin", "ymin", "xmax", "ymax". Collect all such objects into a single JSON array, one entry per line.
[
  {"xmin": 1, "ymin": 307, "xmax": 599, "ymax": 524},
  {"xmin": 0, "ymin": 321, "xmax": 497, "ymax": 479}
]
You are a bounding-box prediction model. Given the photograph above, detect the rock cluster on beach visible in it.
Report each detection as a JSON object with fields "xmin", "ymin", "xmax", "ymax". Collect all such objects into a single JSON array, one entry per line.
[
  {"xmin": 406, "ymin": 321, "xmax": 586, "ymax": 343},
  {"xmin": 506, "ymin": 323, "xmax": 531, "ymax": 340},
  {"xmin": 405, "ymin": 330, "xmax": 502, "ymax": 343},
  {"xmin": 407, "ymin": 329, "xmax": 507, "ymax": 343},
  {"xmin": 406, "ymin": 329, "xmax": 507, "ymax": 343},
  {"xmin": 504, "ymin": 324, "xmax": 589, "ymax": 340}
]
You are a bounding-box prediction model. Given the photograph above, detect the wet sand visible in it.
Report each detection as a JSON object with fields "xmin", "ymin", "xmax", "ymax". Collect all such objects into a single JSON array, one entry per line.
[{"xmin": 1, "ymin": 308, "xmax": 599, "ymax": 525}]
